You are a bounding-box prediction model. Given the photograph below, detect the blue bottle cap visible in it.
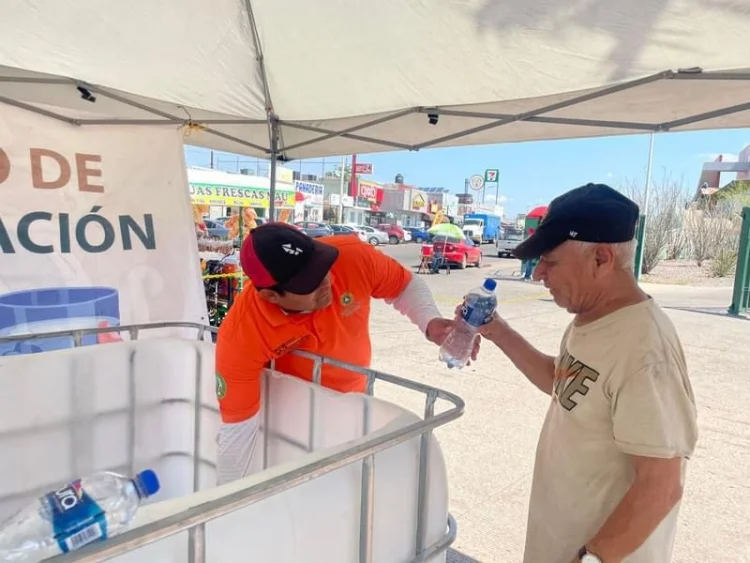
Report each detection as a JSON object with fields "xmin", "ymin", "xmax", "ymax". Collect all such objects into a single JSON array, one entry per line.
[
  {"xmin": 483, "ymin": 279, "xmax": 497, "ymax": 291},
  {"xmin": 135, "ymin": 469, "xmax": 161, "ymax": 498}
]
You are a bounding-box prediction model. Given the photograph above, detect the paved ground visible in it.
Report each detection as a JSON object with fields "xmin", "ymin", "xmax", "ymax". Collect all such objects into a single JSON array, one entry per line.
[{"xmin": 371, "ymin": 242, "xmax": 750, "ymax": 563}]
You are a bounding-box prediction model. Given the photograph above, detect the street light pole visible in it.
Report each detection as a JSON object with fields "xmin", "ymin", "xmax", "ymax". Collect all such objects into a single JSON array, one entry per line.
[
  {"xmin": 635, "ymin": 133, "xmax": 655, "ymax": 280},
  {"xmin": 338, "ymin": 156, "xmax": 346, "ymax": 223}
]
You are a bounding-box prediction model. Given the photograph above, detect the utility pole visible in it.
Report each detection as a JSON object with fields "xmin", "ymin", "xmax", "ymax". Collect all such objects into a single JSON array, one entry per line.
[{"xmin": 338, "ymin": 156, "xmax": 347, "ymax": 223}]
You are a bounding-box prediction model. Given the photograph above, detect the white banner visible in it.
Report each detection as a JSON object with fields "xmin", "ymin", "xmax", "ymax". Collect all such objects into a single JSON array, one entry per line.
[{"xmin": 0, "ymin": 104, "xmax": 206, "ymax": 355}]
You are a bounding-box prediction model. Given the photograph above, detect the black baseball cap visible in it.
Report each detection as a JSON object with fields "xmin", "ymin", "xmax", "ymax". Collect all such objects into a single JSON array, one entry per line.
[
  {"xmin": 240, "ymin": 223, "xmax": 339, "ymax": 294},
  {"xmin": 513, "ymin": 183, "xmax": 640, "ymax": 260}
]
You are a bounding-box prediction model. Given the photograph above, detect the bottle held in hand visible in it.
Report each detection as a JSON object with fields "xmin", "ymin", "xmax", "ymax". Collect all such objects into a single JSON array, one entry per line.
[{"xmin": 439, "ymin": 279, "xmax": 497, "ymax": 369}]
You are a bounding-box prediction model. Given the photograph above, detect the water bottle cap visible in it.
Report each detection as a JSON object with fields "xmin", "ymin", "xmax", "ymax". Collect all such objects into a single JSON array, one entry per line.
[
  {"xmin": 483, "ymin": 279, "xmax": 497, "ymax": 291},
  {"xmin": 136, "ymin": 469, "xmax": 161, "ymax": 497}
]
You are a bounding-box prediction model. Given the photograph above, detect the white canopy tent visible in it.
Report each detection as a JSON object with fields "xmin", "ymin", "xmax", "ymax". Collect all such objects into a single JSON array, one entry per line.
[{"xmin": 2, "ymin": 0, "xmax": 750, "ymax": 217}]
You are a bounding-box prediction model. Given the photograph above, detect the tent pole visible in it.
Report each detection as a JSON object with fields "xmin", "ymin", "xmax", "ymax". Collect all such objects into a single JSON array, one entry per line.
[
  {"xmin": 268, "ymin": 121, "xmax": 279, "ymax": 221},
  {"xmin": 635, "ymin": 133, "xmax": 655, "ymax": 280}
]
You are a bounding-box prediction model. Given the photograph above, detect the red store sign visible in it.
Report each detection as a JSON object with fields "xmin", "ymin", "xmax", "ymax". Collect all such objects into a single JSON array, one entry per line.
[{"xmin": 358, "ymin": 180, "xmax": 383, "ymax": 203}]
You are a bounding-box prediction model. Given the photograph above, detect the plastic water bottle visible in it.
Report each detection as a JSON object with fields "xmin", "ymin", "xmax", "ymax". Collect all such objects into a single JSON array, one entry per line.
[
  {"xmin": 439, "ymin": 279, "xmax": 498, "ymax": 369},
  {"xmin": 0, "ymin": 470, "xmax": 160, "ymax": 562}
]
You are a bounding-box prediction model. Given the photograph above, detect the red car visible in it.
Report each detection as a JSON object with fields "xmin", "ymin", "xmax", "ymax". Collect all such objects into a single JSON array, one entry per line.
[
  {"xmin": 375, "ymin": 223, "xmax": 405, "ymax": 244},
  {"xmin": 432, "ymin": 236, "xmax": 483, "ymax": 269}
]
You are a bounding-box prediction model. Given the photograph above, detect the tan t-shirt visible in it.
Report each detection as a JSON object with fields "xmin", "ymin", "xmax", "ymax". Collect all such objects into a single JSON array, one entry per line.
[{"xmin": 524, "ymin": 299, "xmax": 698, "ymax": 563}]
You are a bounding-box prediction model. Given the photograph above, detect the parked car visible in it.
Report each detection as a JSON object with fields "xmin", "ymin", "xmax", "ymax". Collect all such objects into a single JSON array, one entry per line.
[
  {"xmin": 375, "ymin": 223, "xmax": 406, "ymax": 245},
  {"xmin": 432, "ymin": 235, "xmax": 483, "ymax": 269},
  {"xmin": 203, "ymin": 218, "xmax": 230, "ymax": 239},
  {"xmin": 496, "ymin": 228, "xmax": 525, "ymax": 258},
  {"xmin": 355, "ymin": 225, "xmax": 389, "ymax": 246},
  {"xmin": 329, "ymin": 224, "xmax": 367, "ymax": 243},
  {"xmin": 404, "ymin": 227, "xmax": 430, "ymax": 243},
  {"xmin": 295, "ymin": 221, "xmax": 332, "ymax": 238}
]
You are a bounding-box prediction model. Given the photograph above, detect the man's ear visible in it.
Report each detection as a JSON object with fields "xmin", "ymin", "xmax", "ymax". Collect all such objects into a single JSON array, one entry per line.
[
  {"xmin": 593, "ymin": 245, "xmax": 616, "ymax": 274},
  {"xmin": 258, "ymin": 289, "xmax": 281, "ymax": 304}
]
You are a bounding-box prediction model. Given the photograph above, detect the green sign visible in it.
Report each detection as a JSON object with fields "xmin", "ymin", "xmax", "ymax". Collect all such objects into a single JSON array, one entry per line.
[{"xmin": 484, "ymin": 169, "xmax": 499, "ymax": 183}]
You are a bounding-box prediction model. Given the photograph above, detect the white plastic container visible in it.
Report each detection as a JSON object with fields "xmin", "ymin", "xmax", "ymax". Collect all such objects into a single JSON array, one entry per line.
[{"xmin": 0, "ymin": 337, "xmax": 452, "ymax": 562}]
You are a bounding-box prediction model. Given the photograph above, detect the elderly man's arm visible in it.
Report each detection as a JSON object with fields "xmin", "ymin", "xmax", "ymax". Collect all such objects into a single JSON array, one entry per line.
[
  {"xmin": 584, "ymin": 456, "xmax": 683, "ymax": 562},
  {"xmin": 582, "ymin": 361, "xmax": 698, "ymax": 562},
  {"xmin": 478, "ymin": 315, "xmax": 557, "ymax": 394}
]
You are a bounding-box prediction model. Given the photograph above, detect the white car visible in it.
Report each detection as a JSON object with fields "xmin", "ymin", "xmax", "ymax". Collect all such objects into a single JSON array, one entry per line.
[
  {"xmin": 355, "ymin": 225, "xmax": 389, "ymax": 246},
  {"xmin": 335, "ymin": 224, "xmax": 368, "ymax": 243}
]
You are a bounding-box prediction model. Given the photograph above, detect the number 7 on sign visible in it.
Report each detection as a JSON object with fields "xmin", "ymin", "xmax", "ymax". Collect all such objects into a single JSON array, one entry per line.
[{"xmin": 484, "ymin": 169, "xmax": 499, "ymax": 183}]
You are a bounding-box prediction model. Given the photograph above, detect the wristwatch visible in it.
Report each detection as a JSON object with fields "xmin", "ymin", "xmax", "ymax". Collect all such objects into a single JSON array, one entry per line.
[{"xmin": 578, "ymin": 546, "xmax": 602, "ymax": 562}]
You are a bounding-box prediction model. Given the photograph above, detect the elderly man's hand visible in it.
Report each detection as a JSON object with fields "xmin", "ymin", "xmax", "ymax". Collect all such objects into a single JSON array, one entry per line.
[
  {"xmin": 425, "ymin": 317, "xmax": 481, "ymax": 363},
  {"xmin": 451, "ymin": 304, "xmax": 509, "ymax": 346}
]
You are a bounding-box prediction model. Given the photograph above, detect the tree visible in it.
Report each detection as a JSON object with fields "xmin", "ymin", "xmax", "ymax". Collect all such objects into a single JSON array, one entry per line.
[
  {"xmin": 619, "ymin": 171, "xmax": 690, "ymax": 274},
  {"xmin": 324, "ymin": 164, "xmax": 352, "ymax": 182}
]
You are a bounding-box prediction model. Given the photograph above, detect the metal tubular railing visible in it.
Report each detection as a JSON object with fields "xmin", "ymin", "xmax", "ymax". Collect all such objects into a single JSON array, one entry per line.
[{"xmin": 0, "ymin": 321, "xmax": 464, "ymax": 563}]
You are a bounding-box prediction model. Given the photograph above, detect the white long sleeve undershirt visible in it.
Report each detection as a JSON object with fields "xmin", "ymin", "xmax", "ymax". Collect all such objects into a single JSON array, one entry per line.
[{"xmin": 386, "ymin": 274, "xmax": 442, "ymax": 335}]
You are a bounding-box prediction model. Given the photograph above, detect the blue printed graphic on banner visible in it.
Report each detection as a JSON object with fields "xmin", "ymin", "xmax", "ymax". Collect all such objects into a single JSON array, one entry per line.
[
  {"xmin": 40, "ymin": 480, "xmax": 108, "ymax": 553},
  {"xmin": 0, "ymin": 286, "xmax": 120, "ymax": 356}
]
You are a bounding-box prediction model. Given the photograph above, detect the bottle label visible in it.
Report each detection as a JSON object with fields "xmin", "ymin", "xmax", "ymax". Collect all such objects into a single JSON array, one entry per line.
[
  {"xmin": 461, "ymin": 301, "xmax": 495, "ymax": 328},
  {"xmin": 40, "ymin": 479, "xmax": 108, "ymax": 553}
]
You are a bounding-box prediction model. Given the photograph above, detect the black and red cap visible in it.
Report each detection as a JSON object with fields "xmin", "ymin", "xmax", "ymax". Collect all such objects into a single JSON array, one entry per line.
[{"xmin": 240, "ymin": 223, "xmax": 339, "ymax": 295}]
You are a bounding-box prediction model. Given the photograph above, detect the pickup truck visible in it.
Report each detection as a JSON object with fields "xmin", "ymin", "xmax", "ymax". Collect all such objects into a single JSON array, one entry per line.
[{"xmin": 496, "ymin": 228, "xmax": 525, "ymax": 258}]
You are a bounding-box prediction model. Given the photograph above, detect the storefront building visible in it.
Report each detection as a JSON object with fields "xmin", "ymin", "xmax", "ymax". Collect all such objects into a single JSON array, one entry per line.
[
  {"xmin": 379, "ymin": 184, "xmax": 433, "ymax": 227},
  {"xmin": 293, "ymin": 180, "xmax": 324, "ymax": 222},
  {"xmin": 187, "ymin": 167, "xmax": 296, "ymax": 221}
]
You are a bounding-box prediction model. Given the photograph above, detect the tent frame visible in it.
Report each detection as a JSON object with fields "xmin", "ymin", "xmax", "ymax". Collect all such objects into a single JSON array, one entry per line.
[{"xmin": 3, "ymin": 64, "xmax": 750, "ymax": 218}]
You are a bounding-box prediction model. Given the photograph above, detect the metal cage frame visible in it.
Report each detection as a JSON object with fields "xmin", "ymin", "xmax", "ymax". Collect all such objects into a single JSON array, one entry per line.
[{"xmin": 0, "ymin": 321, "xmax": 465, "ymax": 563}]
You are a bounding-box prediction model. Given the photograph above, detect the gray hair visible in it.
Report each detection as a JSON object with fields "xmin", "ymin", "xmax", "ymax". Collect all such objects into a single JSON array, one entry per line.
[{"xmin": 568, "ymin": 239, "xmax": 637, "ymax": 270}]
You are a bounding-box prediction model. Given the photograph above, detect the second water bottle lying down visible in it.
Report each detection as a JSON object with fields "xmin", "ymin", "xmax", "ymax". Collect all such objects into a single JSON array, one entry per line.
[
  {"xmin": 439, "ymin": 278, "xmax": 498, "ymax": 369},
  {"xmin": 0, "ymin": 469, "xmax": 161, "ymax": 562}
]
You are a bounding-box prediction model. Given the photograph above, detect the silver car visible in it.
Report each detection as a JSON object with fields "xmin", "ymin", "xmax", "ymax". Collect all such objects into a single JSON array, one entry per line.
[{"xmin": 355, "ymin": 225, "xmax": 389, "ymax": 246}]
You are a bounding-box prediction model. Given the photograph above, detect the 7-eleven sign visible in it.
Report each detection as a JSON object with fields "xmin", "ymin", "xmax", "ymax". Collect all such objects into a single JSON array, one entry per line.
[{"xmin": 484, "ymin": 169, "xmax": 499, "ymax": 183}]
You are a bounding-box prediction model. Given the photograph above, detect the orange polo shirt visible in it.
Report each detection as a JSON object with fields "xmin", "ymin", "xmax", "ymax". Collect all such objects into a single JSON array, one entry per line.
[{"xmin": 215, "ymin": 235, "xmax": 413, "ymax": 423}]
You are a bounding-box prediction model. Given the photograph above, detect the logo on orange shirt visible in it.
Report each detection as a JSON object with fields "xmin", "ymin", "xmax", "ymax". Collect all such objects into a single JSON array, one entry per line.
[
  {"xmin": 340, "ymin": 292, "xmax": 360, "ymax": 317},
  {"xmin": 215, "ymin": 372, "xmax": 227, "ymax": 399}
]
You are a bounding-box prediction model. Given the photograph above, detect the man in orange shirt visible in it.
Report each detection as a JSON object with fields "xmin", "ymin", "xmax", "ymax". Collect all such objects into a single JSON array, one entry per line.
[{"xmin": 215, "ymin": 222, "xmax": 475, "ymax": 483}]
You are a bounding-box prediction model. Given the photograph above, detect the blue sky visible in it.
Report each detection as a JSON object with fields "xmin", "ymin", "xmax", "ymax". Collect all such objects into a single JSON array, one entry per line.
[{"xmin": 185, "ymin": 128, "xmax": 750, "ymax": 217}]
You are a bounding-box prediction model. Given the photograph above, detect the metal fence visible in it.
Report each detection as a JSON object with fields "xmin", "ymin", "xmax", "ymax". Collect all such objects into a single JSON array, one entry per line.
[{"xmin": 0, "ymin": 321, "xmax": 464, "ymax": 563}]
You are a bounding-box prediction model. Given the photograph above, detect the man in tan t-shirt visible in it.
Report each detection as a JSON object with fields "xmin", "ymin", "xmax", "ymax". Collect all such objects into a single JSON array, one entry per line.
[{"xmin": 479, "ymin": 183, "xmax": 698, "ymax": 563}]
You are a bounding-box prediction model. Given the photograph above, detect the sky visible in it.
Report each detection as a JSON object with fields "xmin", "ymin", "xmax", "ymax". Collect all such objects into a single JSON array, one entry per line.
[{"xmin": 184, "ymin": 127, "xmax": 750, "ymax": 217}]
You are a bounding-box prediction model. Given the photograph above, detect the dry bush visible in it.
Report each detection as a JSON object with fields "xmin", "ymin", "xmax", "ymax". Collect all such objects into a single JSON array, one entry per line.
[
  {"xmin": 619, "ymin": 172, "xmax": 691, "ymax": 275},
  {"xmin": 687, "ymin": 198, "xmax": 743, "ymax": 269}
]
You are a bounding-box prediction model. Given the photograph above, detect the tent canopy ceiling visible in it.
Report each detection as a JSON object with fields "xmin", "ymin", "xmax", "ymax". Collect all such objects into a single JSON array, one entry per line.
[{"xmin": 1, "ymin": 0, "xmax": 750, "ymax": 161}]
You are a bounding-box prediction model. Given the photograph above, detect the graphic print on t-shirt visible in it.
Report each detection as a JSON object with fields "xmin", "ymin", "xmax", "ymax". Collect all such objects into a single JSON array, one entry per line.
[{"xmin": 553, "ymin": 349, "xmax": 600, "ymax": 411}]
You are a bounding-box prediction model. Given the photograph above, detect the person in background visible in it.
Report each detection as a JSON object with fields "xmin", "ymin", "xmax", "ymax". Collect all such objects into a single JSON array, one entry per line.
[
  {"xmin": 477, "ymin": 184, "xmax": 698, "ymax": 563},
  {"xmin": 214, "ymin": 223, "xmax": 478, "ymax": 484}
]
